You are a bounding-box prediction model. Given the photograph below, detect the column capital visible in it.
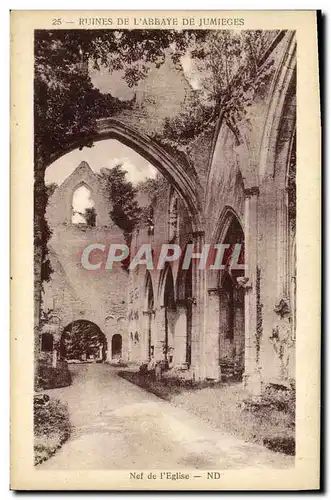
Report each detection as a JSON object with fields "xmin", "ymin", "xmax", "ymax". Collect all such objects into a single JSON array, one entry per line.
[{"xmin": 244, "ymin": 186, "xmax": 259, "ymax": 197}]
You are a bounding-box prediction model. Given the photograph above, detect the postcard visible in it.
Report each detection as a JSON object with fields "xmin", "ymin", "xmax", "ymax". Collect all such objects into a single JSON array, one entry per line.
[{"xmin": 10, "ymin": 10, "xmax": 321, "ymax": 490}]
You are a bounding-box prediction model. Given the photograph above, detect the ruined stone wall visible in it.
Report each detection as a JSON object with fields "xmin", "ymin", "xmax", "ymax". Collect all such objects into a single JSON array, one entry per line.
[
  {"xmin": 126, "ymin": 31, "xmax": 296, "ymax": 388},
  {"xmin": 43, "ymin": 163, "xmax": 129, "ymax": 360}
]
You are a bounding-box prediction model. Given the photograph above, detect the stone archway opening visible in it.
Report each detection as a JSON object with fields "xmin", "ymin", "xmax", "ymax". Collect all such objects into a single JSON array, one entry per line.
[
  {"xmin": 60, "ymin": 320, "xmax": 107, "ymax": 363},
  {"xmin": 45, "ymin": 118, "xmax": 202, "ymax": 233},
  {"xmin": 218, "ymin": 214, "xmax": 245, "ymax": 381},
  {"xmin": 111, "ymin": 334, "xmax": 123, "ymax": 360}
]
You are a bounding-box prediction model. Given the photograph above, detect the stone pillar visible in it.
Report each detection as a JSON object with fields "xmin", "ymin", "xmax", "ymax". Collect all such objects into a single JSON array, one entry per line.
[
  {"xmin": 141, "ymin": 311, "xmax": 149, "ymax": 362},
  {"xmin": 190, "ymin": 231, "xmax": 206, "ymax": 380},
  {"xmin": 173, "ymin": 303, "xmax": 187, "ymax": 367},
  {"xmin": 52, "ymin": 349, "xmax": 57, "ymax": 368},
  {"xmin": 153, "ymin": 306, "xmax": 166, "ymax": 361},
  {"xmin": 233, "ymin": 288, "xmax": 245, "ymax": 366},
  {"xmin": 242, "ymin": 187, "xmax": 262, "ymax": 396},
  {"xmin": 219, "ymin": 288, "xmax": 232, "ymax": 360},
  {"xmin": 276, "ymin": 188, "xmax": 288, "ymax": 298},
  {"xmin": 205, "ymin": 289, "xmax": 221, "ymax": 380},
  {"xmin": 142, "ymin": 310, "xmax": 155, "ymax": 362}
]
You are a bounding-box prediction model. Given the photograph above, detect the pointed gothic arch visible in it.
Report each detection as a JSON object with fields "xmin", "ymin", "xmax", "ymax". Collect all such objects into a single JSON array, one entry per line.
[{"xmin": 45, "ymin": 117, "xmax": 203, "ymax": 232}]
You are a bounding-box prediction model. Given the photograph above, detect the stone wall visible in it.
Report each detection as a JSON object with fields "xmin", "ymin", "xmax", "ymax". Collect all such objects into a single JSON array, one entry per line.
[
  {"xmin": 43, "ymin": 162, "xmax": 129, "ymax": 361},
  {"xmin": 127, "ymin": 31, "xmax": 296, "ymax": 391}
]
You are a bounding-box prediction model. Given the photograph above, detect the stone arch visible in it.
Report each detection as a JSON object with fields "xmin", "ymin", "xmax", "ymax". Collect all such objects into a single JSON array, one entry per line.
[
  {"xmin": 45, "ymin": 117, "xmax": 203, "ymax": 232},
  {"xmin": 212, "ymin": 206, "xmax": 244, "ymax": 248},
  {"xmin": 158, "ymin": 262, "xmax": 175, "ymax": 305},
  {"xmin": 208, "ymin": 206, "xmax": 244, "ymax": 290},
  {"xmin": 144, "ymin": 271, "xmax": 155, "ymax": 311},
  {"xmin": 207, "ymin": 208, "xmax": 245, "ymax": 380},
  {"xmin": 259, "ymin": 31, "xmax": 296, "ymax": 182},
  {"xmin": 60, "ymin": 319, "xmax": 107, "ymax": 362}
]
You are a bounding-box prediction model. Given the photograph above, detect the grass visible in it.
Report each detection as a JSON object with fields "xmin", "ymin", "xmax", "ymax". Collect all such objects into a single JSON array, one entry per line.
[
  {"xmin": 34, "ymin": 394, "xmax": 71, "ymax": 465},
  {"xmin": 119, "ymin": 370, "xmax": 295, "ymax": 456},
  {"xmin": 119, "ymin": 370, "xmax": 219, "ymax": 400}
]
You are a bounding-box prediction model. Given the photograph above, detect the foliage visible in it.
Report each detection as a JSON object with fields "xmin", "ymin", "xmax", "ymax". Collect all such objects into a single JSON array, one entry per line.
[
  {"xmin": 163, "ymin": 30, "xmax": 280, "ymax": 146},
  {"xmin": 98, "ymin": 165, "xmax": 142, "ymax": 245},
  {"xmin": 74, "ymin": 206, "xmax": 97, "ymax": 227},
  {"xmin": 36, "ymin": 182, "xmax": 57, "ymax": 286},
  {"xmin": 37, "ymin": 359, "xmax": 72, "ymax": 390},
  {"xmin": 60, "ymin": 321, "xmax": 105, "ymax": 361},
  {"xmin": 34, "ymin": 395, "xmax": 71, "ymax": 464},
  {"xmin": 46, "ymin": 182, "xmax": 58, "ymax": 198},
  {"xmin": 33, "ymin": 29, "xmax": 202, "ymax": 294},
  {"xmin": 136, "ymin": 175, "xmax": 170, "ymax": 228},
  {"xmin": 34, "ymin": 29, "xmax": 204, "ymax": 167},
  {"xmin": 84, "ymin": 206, "xmax": 97, "ymax": 227},
  {"xmin": 39, "ymin": 308, "xmax": 55, "ymax": 329}
]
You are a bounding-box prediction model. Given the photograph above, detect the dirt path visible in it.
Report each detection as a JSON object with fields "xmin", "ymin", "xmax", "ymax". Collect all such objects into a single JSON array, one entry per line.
[{"xmin": 38, "ymin": 363, "xmax": 294, "ymax": 470}]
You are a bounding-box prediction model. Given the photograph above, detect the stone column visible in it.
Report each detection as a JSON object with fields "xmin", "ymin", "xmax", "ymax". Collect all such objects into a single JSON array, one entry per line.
[
  {"xmin": 142, "ymin": 310, "xmax": 155, "ymax": 362},
  {"xmin": 205, "ymin": 289, "xmax": 221, "ymax": 380},
  {"xmin": 153, "ymin": 306, "xmax": 166, "ymax": 361},
  {"xmin": 52, "ymin": 349, "xmax": 57, "ymax": 368},
  {"xmin": 190, "ymin": 231, "xmax": 206, "ymax": 380},
  {"xmin": 233, "ymin": 287, "xmax": 245, "ymax": 366},
  {"xmin": 242, "ymin": 187, "xmax": 262, "ymax": 396},
  {"xmin": 141, "ymin": 311, "xmax": 150, "ymax": 362},
  {"xmin": 276, "ymin": 187, "xmax": 288, "ymax": 298},
  {"xmin": 173, "ymin": 302, "xmax": 187, "ymax": 368}
]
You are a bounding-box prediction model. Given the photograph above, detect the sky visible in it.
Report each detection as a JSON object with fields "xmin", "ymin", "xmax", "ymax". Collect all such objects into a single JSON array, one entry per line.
[{"xmin": 45, "ymin": 139, "xmax": 158, "ymax": 187}]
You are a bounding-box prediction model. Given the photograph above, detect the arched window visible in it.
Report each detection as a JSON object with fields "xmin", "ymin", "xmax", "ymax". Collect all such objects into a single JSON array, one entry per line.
[{"xmin": 72, "ymin": 185, "xmax": 96, "ymax": 227}]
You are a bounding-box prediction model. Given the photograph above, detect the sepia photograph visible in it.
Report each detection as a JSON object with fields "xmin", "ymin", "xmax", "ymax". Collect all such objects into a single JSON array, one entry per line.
[{"xmin": 10, "ymin": 10, "xmax": 320, "ymax": 490}]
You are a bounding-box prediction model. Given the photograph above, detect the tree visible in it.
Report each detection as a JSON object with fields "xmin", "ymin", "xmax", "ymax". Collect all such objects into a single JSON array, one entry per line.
[
  {"xmin": 84, "ymin": 207, "xmax": 97, "ymax": 227},
  {"xmin": 162, "ymin": 30, "xmax": 282, "ymax": 146},
  {"xmin": 60, "ymin": 321, "xmax": 104, "ymax": 361},
  {"xmin": 98, "ymin": 165, "xmax": 142, "ymax": 246}
]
